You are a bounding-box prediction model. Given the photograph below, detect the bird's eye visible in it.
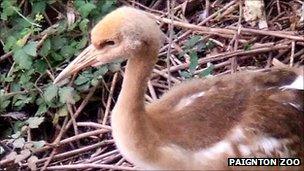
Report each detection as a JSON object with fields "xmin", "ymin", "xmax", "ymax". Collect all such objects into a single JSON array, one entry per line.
[{"xmin": 98, "ymin": 40, "xmax": 115, "ymax": 49}]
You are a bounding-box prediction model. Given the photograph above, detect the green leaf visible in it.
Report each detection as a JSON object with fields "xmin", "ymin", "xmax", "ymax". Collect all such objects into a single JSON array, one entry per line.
[
  {"xmin": 26, "ymin": 117, "xmax": 44, "ymax": 128},
  {"xmin": 76, "ymin": 82, "xmax": 91, "ymax": 91},
  {"xmin": 75, "ymin": 70, "xmax": 93, "ymax": 86},
  {"xmin": 51, "ymin": 36, "xmax": 67, "ymax": 50},
  {"xmin": 3, "ymin": 36, "xmax": 17, "ymax": 52},
  {"xmin": 39, "ymin": 38, "xmax": 51, "ymax": 56},
  {"xmin": 189, "ymin": 51, "xmax": 198, "ymax": 73},
  {"xmin": 32, "ymin": 140, "xmax": 46, "ymax": 148},
  {"xmin": 12, "ymin": 121, "xmax": 23, "ymax": 133},
  {"xmin": 59, "ymin": 87, "xmax": 76, "ymax": 104},
  {"xmin": 44, "ymin": 85, "xmax": 58, "ymax": 103},
  {"xmin": 57, "ymin": 106, "xmax": 68, "ymax": 117},
  {"xmin": 23, "ymin": 41, "xmax": 38, "ymax": 56},
  {"xmin": 53, "ymin": 106, "xmax": 68, "ymax": 124},
  {"xmin": 76, "ymin": 36, "xmax": 88, "ymax": 50},
  {"xmin": 33, "ymin": 59, "xmax": 48, "ymax": 74},
  {"xmin": 60, "ymin": 45, "xmax": 75, "ymax": 59},
  {"xmin": 13, "ymin": 94, "xmax": 33, "ymax": 109},
  {"xmin": 51, "ymin": 52, "xmax": 64, "ymax": 61},
  {"xmin": 100, "ymin": 0, "xmax": 116, "ymax": 12},
  {"xmin": 11, "ymin": 131, "xmax": 21, "ymax": 139},
  {"xmin": 92, "ymin": 0, "xmax": 116, "ymax": 18},
  {"xmin": 79, "ymin": 19, "xmax": 89, "ymax": 33},
  {"xmin": 13, "ymin": 137, "xmax": 25, "ymax": 148},
  {"xmin": 35, "ymin": 103, "xmax": 48, "ymax": 116},
  {"xmin": 52, "ymin": 114, "xmax": 59, "ymax": 125},
  {"xmin": 4, "ymin": 76, "xmax": 14, "ymax": 82},
  {"xmin": 180, "ymin": 71, "xmax": 192, "ymax": 79},
  {"xmin": 244, "ymin": 43, "xmax": 252, "ymax": 51},
  {"xmin": 19, "ymin": 73, "xmax": 31, "ymax": 85},
  {"xmin": 11, "ymin": 83, "xmax": 21, "ymax": 92},
  {"xmin": 91, "ymin": 78, "xmax": 99, "ymax": 86},
  {"xmin": 0, "ymin": 90, "xmax": 10, "ymax": 112},
  {"xmin": 185, "ymin": 35, "xmax": 201, "ymax": 48},
  {"xmin": 78, "ymin": 2, "xmax": 96, "ymax": 17},
  {"xmin": 74, "ymin": 74, "xmax": 91, "ymax": 85},
  {"xmin": 94, "ymin": 66, "xmax": 108, "ymax": 77},
  {"xmin": 13, "ymin": 48, "xmax": 33, "ymax": 69},
  {"xmin": 199, "ymin": 63, "xmax": 214, "ymax": 78},
  {"xmin": 31, "ymin": 1, "xmax": 46, "ymax": 14},
  {"xmin": 1, "ymin": 0, "xmax": 17, "ymax": 20}
]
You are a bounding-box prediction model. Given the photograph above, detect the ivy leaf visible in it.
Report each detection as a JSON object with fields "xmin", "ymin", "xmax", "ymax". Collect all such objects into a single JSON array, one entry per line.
[
  {"xmin": 13, "ymin": 48, "xmax": 33, "ymax": 69},
  {"xmin": 59, "ymin": 87, "xmax": 76, "ymax": 104},
  {"xmin": 26, "ymin": 117, "xmax": 44, "ymax": 129},
  {"xmin": 23, "ymin": 41, "xmax": 38, "ymax": 56},
  {"xmin": 44, "ymin": 85, "xmax": 58, "ymax": 103}
]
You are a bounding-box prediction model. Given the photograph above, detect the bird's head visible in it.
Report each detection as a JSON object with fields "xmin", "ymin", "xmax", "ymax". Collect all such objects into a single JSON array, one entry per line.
[{"xmin": 54, "ymin": 7, "xmax": 163, "ymax": 84}]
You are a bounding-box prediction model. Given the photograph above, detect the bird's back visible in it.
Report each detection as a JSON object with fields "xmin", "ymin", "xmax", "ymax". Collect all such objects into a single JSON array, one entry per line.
[{"xmin": 145, "ymin": 67, "xmax": 304, "ymax": 170}]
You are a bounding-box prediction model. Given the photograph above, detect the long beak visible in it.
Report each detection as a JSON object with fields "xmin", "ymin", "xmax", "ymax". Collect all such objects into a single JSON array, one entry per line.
[{"xmin": 54, "ymin": 45, "xmax": 101, "ymax": 84}]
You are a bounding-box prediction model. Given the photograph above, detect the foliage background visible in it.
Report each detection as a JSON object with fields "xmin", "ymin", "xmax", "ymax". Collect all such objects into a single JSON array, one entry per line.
[{"xmin": 0, "ymin": 0, "xmax": 117, "ymax": 158}]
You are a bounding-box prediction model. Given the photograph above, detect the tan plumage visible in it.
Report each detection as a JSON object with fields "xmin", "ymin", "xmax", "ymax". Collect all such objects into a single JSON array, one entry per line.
[{"xmin": 54, "ymin": 7, "xmax": 304, "ymax": 170}]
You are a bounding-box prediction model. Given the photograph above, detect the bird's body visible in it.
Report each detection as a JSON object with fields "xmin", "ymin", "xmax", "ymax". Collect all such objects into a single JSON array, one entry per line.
[
  {"xmin": 54, "ymin": 7, "xmax": 304, "ymax": 170},
  {"xmin": 112, "ymin": 64, "xmax": 304, "ymax": 170}
]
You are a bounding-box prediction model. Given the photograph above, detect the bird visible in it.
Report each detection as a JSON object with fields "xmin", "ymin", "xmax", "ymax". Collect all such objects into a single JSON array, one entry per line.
[{"xmin": 54, "ymin": 7, "xmax": 304, "ymax": 170}]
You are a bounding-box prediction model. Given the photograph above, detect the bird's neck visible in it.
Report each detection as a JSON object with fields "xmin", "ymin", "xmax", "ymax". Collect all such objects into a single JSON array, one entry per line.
[
  {"xmin": 115, "ymin": 50, "xmax": 157, "ymax": 114},
  {"xmin": 111, "ymin": 50, "xmax": 158, "ymax": 160}
]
